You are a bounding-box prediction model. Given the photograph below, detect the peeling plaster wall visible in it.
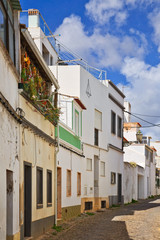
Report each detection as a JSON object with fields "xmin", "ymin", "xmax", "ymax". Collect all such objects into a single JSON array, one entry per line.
[
  {"xmin": 0, "ymin": 29, "xmax": 20, "ymax": 238},
  {"xmin": 0, "ymin": 103, "xmax": 19, "ymax": 239}
]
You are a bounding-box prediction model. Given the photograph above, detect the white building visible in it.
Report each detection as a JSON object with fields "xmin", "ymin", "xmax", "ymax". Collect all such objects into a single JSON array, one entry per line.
[
  {"xmin": 0, "ymin": 0, "xmax": 21, "ymax": 239},
  {"xmin": 57, "ymin": 95, "xmax": 86, "ymax": 220},
  {"xmin": 150, "ymin": 141, "xmax": 160, "ymax": 194},
  {"xmin": 27, "ymin": 9, "xmax": 124, "ymax": 213},
  {"xmin": 123, "ymin": 104, "xmax": 156, "ymax": 202},
  {"xmin": 50, "ymin": 66, "xmax": 125, "ymax": 210}
]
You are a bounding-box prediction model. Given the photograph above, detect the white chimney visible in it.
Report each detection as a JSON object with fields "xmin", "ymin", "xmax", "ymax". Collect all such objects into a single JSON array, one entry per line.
[
  {"xmin": 124, "ymin": 101, "xmax": 131, "ymax": 122},
  {"xmin": 28, "ymin": 9, "xmax": 40, "ymax": 28}
]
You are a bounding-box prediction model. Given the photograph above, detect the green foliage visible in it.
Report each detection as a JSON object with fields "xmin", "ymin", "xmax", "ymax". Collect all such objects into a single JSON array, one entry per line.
[
  {"xmin": 111, "ymin": 204, "xmax": 120, "ymax": 208},
  {"xmin": 148, "ymin": 195, "xmax": 154, "ymax": 199},
  {"xmin": 131, "ymin": 199, "xmax": 138, "ymax": 203},
  {"xmin": 85, "ymin": 212, "xmax": 95, "ymax": 216},
  {"xmin": 21, "ymin": 50, "xmax": 60, "ymax": 126},
  {"xmin": 52, "ymin": 225, "xmax": 64, "ymax": 232}
]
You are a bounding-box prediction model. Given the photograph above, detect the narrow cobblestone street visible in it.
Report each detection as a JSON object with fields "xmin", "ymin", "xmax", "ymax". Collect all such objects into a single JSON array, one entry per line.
[{"xmin": 37, "ymin": 197, "xmax": 160, "ymax": 240}]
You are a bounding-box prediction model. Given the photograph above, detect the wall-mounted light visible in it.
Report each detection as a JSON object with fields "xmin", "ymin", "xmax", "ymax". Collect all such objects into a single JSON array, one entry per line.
[{"xmin": 16, "ymin": 107, "xmax": 25, "ymax": 118}]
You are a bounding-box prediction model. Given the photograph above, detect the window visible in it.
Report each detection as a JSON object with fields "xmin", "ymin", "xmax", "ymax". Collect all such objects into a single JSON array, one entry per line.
[
  {"xmin": 77, "ymin": 172, "xmax": 81, "ymax": 196},
  {"xmin": 111, "ymin": 111, "xmax": 116, "ymax": 134},
  {"xmin": 0, "ymin": 0, "xmax": 15, "ymax": 63},
  {"xmin": 37, "ymin": 167, "xmax": 43, "ymax": 208},
  {"xmin": 100, "ymin": 161, "xmax": 105, "ymax": 177},
  {"xmin": 75, "ymin": 110, "xmax": 79, "ymax": 136},
  {"xmin": 86, "ymin": 158, "xmax": 92, "ymax": 171},
  {"xmin": 0, "ymin": 3, "xmax": 6, "ymax": 46},
  {"xmin": 117, "ymin": 116, "xmax": 122, "ymax": 138},
  {"xmin": 111, "ymin": 172, "xmax": 116, "ymax": 184},
  {"xmin": 85, "ymin": 201, "xmax": 92, "ymax": 210},
  {"xmin": 101, "ymin": 200, "xmax": 106, "ymax": 208},
  {"xmin": 94, "ymin": 109, "xmax": 102, "ymax": 131},
  {"xmin": 47, "ymin": 170, "xmax": 52, "ymax": 206},
  {"xmin": 66, "ymin": 170, "xmax": 71, "ymax": 196},
  {"xmin": 94, "ymin": 128, "xmax": 98, "ymax": 146}
]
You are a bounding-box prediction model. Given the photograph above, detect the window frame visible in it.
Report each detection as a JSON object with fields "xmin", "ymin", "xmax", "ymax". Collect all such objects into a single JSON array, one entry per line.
[
  {"xmin": 37, "ymin": 167, "xmax": 43, "ymax": 209},
  {"xmin": 111, "ymin": 110, "xmax": 116, "ymax": 134},
  {"xmin": 47, "ymin": 170, "xmax": 52, "ymax": 207},
  {"xmin": 117, "ymin": 115, "xmax": 122, "ymax": 138},
  {"xmin": 0, "ymin": 0, "xmax": 15, "ymax": 63}
]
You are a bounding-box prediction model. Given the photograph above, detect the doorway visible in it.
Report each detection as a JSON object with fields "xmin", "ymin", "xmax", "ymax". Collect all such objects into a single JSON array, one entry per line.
[
  {"xmin": 6, "ymin": 170, "xmax": 13, "ymax": 238},
  {"xmin": 57, "ymin": 167, "xmax": 62, "ymax": 219},
  {"xmin": 24, "ymin": 163, "xmax": 32, "ymax": 237},
  {"xmin": 118, "ymin": 173, "xmax": 122, "ymax": 203}
]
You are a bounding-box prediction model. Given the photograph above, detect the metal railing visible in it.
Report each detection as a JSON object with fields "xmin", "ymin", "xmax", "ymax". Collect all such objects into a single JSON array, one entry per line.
[{"xmin": 20, "ymin": 10, "xmax": 107, "ymax": 81}]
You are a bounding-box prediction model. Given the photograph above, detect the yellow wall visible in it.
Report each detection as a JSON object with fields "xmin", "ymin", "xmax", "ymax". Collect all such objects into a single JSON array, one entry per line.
[{"xmin": 19, "ymin": 95, "xmax": 56, "ymax": 225}]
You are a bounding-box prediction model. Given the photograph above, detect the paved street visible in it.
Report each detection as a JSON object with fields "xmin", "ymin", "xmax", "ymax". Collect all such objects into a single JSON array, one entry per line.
[{"xmin": 37, "ymin": 197, "xmax": 160, "ymax": 240}]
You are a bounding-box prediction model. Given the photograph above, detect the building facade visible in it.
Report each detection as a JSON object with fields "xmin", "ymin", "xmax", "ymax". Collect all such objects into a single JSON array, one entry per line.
[
  {"xmin": 19, "ymin": 26, "xmax": 59, "ymax": 239},
  {"xmin": 0, "ymin": 0, "xmax": 21, "ymax": 239},
  {"xmin": 56, "ymin": 95, "xmax": 86, "ymax": 220}
]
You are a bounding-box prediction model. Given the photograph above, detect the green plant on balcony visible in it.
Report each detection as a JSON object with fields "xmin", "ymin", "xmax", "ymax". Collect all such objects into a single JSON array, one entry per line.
[{"xmin": 21, "ymin": 50, "xmax": 60, "ymax": 126}]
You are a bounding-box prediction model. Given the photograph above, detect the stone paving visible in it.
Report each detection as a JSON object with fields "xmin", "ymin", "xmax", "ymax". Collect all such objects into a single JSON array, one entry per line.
[{"xmin": 37, "ymin": 196, "xmax": 160, "ymax": 240}]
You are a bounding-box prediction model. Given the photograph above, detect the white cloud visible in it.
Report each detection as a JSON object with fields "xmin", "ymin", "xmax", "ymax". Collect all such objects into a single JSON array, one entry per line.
[
  {"xmin": 119, "ymin": 57, "xmax": 160, "ymax": 139},
  {"xmin": 148, "ymin": 9, "xmax": 160, "ymax": 53},
  {"xmin": 85, "ymin": 0, "xmax": 159, "ymax": 26},
  {"xmin": 85, "ymin": 0, "xmax": 126, "ymax": 25},
  {"xmin": 55, "ymin": 15, "xmax": 146, "ymax": 69}
]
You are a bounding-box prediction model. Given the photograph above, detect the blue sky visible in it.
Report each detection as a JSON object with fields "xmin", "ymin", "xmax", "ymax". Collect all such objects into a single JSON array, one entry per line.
[{"xmin": 20, "ymin": 0, "xmax": 160, "ymax": 140}]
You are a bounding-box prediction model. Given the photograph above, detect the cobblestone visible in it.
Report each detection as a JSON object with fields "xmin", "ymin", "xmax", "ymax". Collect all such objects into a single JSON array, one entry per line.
[{"xmin": 37, "ymin": 196, "xmax": 160, "ymax": 240}]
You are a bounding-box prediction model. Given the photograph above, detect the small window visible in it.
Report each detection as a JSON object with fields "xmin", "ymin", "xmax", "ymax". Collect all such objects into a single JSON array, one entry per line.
[
  {"xmin": 47, "ymin": 170, "xmax": 52, "ymax": 206},
  {"xmin": 100, "ymin": 161, "xmax": 105, "ymax": 177},
  {"xmin": 111, "ymin": 172, "xmax": 116, "ymax": 184},
  {"xmin": 77, "ymin": 172, "xmax": 81, "ymax": 196},
  {"xmin": 117, "ymin": 116, "xmax": 122, "ymax": 138},
  {"xmin": 37, "ymin": 167, "xmax": 43, "ymax": 208},
  {"xmin": 111, "ymin": 111, "xmax": 116, "ymax": 134},
  {"xmin": 66, "ymin": 170, "xmax": 71, "ymax": 197},
  {"xmin": 94, "ymin": 109, "xmax": 102, "ymax": 131},
  {"xmin": 85, "ymin": 201, "xmax": 92, "ymax": 210},
  {"xmin": 86, "ymin": 158, "xmax": 92, "ymax": 171},
  {"xmin": 94, "ymin": 128, "xmax": 98, "ymax": 146},
  {"xmin": 101, "ymin": 200, "xmax": 106, "ymax": 208}
]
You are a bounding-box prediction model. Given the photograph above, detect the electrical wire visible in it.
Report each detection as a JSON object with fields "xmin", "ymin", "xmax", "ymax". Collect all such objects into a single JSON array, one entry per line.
[
  {"xmin": 124, "ymin": 110, "xmax": 160, "ymax": 128},
  {"xmin": 130, "ymin": 112, "xmax": 160, "ymax": 118}
]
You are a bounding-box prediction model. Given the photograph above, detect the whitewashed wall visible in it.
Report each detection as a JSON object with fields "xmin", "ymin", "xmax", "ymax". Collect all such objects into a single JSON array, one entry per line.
[{"xmin": 0, "ymin": 35, "xmax": 20, "ymax": 239}]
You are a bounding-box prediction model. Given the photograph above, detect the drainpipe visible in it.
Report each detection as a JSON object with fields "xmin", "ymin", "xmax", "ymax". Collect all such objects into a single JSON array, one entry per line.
[{"xmin": 54, "ymin": 89, "xmax": 59, "ymax": 226}]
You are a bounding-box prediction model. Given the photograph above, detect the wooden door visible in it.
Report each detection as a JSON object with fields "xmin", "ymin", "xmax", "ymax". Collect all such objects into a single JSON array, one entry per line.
[{"xmin": 57, "ymin": 167, "xmax": 62, "ymax": 219}]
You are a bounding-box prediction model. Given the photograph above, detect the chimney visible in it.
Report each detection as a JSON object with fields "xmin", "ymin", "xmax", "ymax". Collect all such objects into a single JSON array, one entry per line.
[
  {"xmin": 28, "ymin": 9, "xmax": 40, "ymax": 28},
  {"xmin": 124, "ymin": 101, "xmax": 131, "ymax": 122}
]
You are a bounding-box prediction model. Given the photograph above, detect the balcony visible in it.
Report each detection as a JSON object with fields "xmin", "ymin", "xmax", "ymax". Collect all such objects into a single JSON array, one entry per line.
[{"xmin": 20, "ymin": 49, "xmax": 60, "ymax": 126}]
